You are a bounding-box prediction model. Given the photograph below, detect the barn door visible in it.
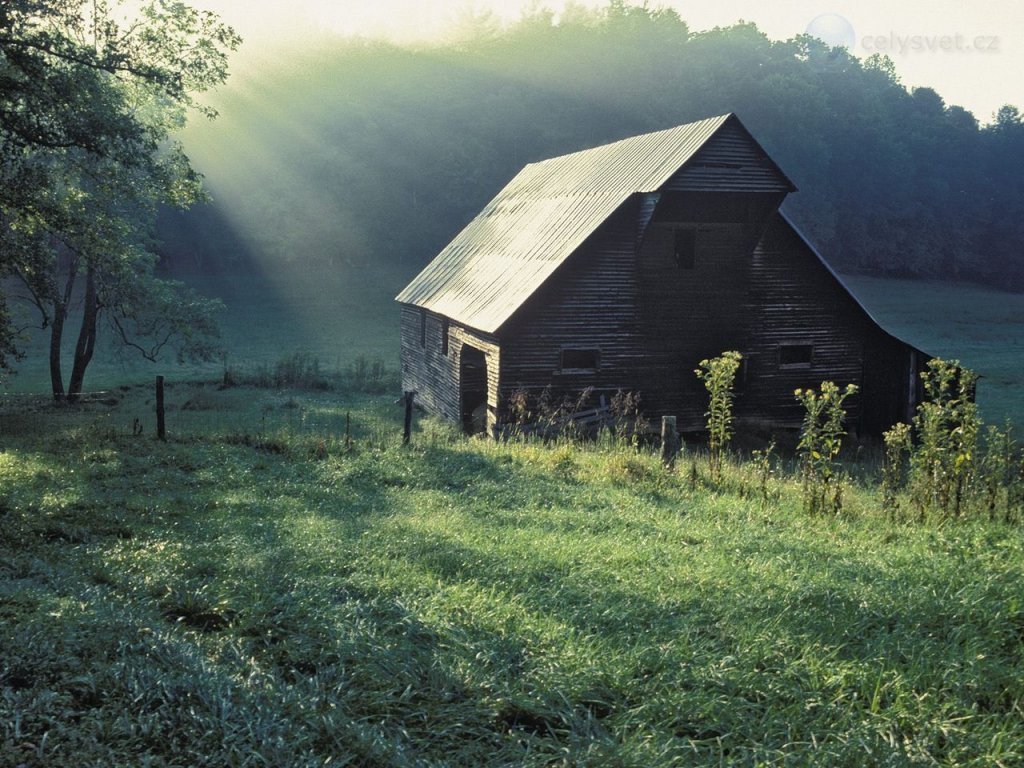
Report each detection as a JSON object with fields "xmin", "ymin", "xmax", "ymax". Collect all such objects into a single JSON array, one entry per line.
[{"xmin": 460, "ymin": 346, "xmax": 488, "ymax": 435}]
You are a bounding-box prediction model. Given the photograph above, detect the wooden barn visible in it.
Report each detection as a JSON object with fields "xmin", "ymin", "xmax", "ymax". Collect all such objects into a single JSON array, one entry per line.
[{"xmin": 396, "ymin": 114, "xmax": 927, "ymax": 436}]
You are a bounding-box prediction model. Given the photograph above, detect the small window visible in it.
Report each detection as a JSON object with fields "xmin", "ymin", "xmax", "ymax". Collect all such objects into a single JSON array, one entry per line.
[
  {"xmin": 674, "ymin": 228, "xmax": 696, "ymax": 269},
  {"xmin": 560, "ymin": 348, "xmax": 600, "ymax": 371},
  {"xmin": 419, "ymin": 309, "xmax": 426, "ymax": 347},
  {"xmin": 779, "ymin": 344, "xmax": 813, "ymax": 367},
  {"xmin": 441, "ymin": 318, "xmax": 450, "ymax": 356},
  {"xmin": 694, "ymin": 161, "xmax": 743, "ymax": 170}
]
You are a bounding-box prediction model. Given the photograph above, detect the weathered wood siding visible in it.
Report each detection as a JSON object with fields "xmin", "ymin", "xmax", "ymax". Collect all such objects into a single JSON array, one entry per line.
[
  {"xmin": 860, "ymin": 336, "xmax": 921, "ymax": 435},
  {"xmin": 737, "ymin": 214, "xmax": 921, "ymax": 432},
  {"xmin": 401, "ymin": 116, "xmax": 921, "ymax": 437},
  {"xmin": 497, "ymin": 200, "xmax": 644, "ymax": 414},
  {"xmin": 399, "ymin": 305, "xmax": 501, "ymax": 431},
  {"xmin": 665, "ymin": 120, "xmax": 793, "ymax": 193},
  {"xmin": 630, "ymin": 192, "xmax": 780, "ymax": 428},
  {"xmin": 635, "ymin": 221, "xmax": 751, "ymax": 427}
]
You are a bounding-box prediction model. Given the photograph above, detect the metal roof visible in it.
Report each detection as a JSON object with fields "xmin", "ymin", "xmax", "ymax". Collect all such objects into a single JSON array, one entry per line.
[{"xmin": 396, "ymin": 113, "xmax": 740, "ymax": 333}]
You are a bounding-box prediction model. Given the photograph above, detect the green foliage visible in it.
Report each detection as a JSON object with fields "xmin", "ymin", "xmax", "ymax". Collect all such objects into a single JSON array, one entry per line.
[
  {"xmin": 795, "ymin": 381, "xmax": 858, "ymax": 515},
  {"xmin": 348, "ymin": 354, "xmax": 393, "ymax": 394},
  {"xmin": 695, "ymin": 350, "xmax": 742, "ymax": 482},
  {"xmin": 980, "ymin": 423, "xmax": 1016, "ymax": 523},
  {"xmin": 751, "ymin": 439, "xmax": 778, "ymax": 509},
  {"xmin": 238, "ymin": 353, "xmax": 397, "ymax": 394},
  {"xmin": 909, "ymin": 359, "xmax": 981, "ymax": 520},
  {"xmin": 0, "ymin": 0, "xmax": 240, "ymax": 395},
  {"xmin": 501, "ymin": 386, "xmax": 600, "ymax": 441},
  {"xmin": 882, "ymin": 422, "xmax": 912, "ymax": 521},
  {"xmin": 609, "ymin": 389, "xmax": 645, "ymax": 447},
  {"xmin": 256, "ymin": 352, "xmax": 330, "ymax": 390},
  {"xmin": 159, "ymin": 3, "xmax": 1024, "ymax": 302},
  {"xmin": 878, "ymin": 359, "xmax": 1024, "ymax": 524}
]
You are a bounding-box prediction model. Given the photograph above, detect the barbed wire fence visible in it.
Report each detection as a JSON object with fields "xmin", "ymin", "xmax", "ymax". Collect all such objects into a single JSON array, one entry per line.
[{"xmin": 1, "ymin": 369, "xmax": 407, "ymax": 450}]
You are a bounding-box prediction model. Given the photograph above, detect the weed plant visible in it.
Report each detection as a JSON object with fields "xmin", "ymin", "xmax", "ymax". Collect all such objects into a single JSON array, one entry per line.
[
  {"xmin": 695, "ymin": 351, "xmax": 742, "ymax": 483},
  {"xmin": 795, "ymin": 381, "xmax": 858, "ymax": 516}
]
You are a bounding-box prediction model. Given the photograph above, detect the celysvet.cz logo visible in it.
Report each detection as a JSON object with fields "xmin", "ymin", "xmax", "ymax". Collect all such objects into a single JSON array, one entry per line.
[{"xmin": 806, "ymin": 13, "xmax": 1000, "ymax": 54}]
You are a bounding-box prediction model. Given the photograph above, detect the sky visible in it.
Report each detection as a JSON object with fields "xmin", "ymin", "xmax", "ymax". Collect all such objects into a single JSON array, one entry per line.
[{"xmin": 191, "ymin": 0, "xmax": 1022, "ymax": 123}]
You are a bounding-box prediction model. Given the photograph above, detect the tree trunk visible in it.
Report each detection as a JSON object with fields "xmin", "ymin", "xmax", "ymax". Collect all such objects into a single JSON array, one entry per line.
[
  {"xmin": 49, "ymin": 306, "xmax": 66, "ymax": 402},
  {"xmin": 67, "ymin": 265, "xmax": 98, "ymax": 403}
]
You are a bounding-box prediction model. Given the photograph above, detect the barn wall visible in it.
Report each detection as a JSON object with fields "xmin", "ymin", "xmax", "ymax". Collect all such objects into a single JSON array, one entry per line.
[
  {"xmin": 634, "ymin": 221, "xmax": 751, "ymax": 427},
  {"xmin": 736, "ymin": 215, "xmax": 918, "ymax": 434},
  {"xmin": 631, "ymin": 191, "xmax": 781, "ymax": 428},
  {"xmin": 399, "ymin": 304, "xmax": 501, "ymax": 431},
  {"xmin": 403, "ymin": 203, "xmax": 921, "ymax": 438},
  {"xmin": 497, "ymin": 200, "xmax": 645, "ymax": 415},
  {"xmin": 859, "ymin": 334, "xmax": 920, "ymax": 435},
  {"xmin": 497, "ymin": 191, "xmax": 805, "ymax": 430}
]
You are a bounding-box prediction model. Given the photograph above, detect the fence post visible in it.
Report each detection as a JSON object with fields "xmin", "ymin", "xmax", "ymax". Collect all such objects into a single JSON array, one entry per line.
[
  {"xmin": 156, "ymin": 375, "xmax": 166, "ymax": 441},
  {"xmin": 661, "ymin": 415, "xmax": 679, "ymax": 469}
]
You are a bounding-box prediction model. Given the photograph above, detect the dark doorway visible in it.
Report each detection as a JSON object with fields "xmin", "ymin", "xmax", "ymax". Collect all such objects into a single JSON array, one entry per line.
[{"xmin": 460, "ymin": 346, "xmax": 488, "ymax": 435}]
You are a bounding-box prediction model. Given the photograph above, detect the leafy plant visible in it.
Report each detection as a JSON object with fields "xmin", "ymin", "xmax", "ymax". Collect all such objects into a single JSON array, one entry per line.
[
  {"xmin": 751, "ymin": 439, "xmax": 778, "ymax": 509},
  {"xmin": 908, "ymin": 359, "xmax": 980, "ymax": 520},
  {"xmin": 795, "ymin": 382, "xmax": 857, "ymax": 516},
  {"xmin": 882, "ymin": 422, "xmax": 912, "ymax": 521},
  {"xmin": 695, "ymin": 351, "xmax": 742, "ymax": 483},
  {"xmin": 609, "ymin": 389, "xmax": 645, "ymax": 447},
  {"xmin": 980, "ymin": 423, "xmax": 1015, "ymax": 522}
]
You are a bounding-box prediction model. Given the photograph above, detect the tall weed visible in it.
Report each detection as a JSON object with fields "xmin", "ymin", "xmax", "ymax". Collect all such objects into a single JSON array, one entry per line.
[
  {"xmin": 695, "ymin": 351, "xmax": 742, "ymax": 483},
  {"xmin": 909, "ymin": 359, "xmax": 980, "ymax": 520},
  {"xmin": 795, "ymin": 381, "xmax": 857, "ymax": 516}
]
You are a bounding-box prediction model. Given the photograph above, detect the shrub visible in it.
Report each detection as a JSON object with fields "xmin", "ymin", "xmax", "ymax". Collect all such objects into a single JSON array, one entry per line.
[
  {"xmin": 348, "ymin": 355, "xmax": 397, "ymax": 393},
  {"xmin": 751, "ymin": 439, "xmax": 778, "ymax": 509},
  {"xmin": 882, "ymin": 422, "xmax": 912, "ymax": 521},
  {"xmin": 980, "ymin": 423, "xmax": 1015, "ymax": 522},
  {"xmin": 609, "ymin": 389, "xmax": 645, "ymax": 446}
]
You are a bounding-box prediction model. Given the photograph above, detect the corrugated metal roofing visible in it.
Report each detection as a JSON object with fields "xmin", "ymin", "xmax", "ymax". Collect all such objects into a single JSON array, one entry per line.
[{"xmin": 396, "ymin": 113, "xmax": 739, "ymax": 333}]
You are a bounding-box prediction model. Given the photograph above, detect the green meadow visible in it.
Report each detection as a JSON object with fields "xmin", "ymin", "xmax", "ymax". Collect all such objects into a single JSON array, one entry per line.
[
  {"xmin": 843, "ymin": 277, "xmax": 1024, "ymax": 427},
  {"xmin": 1, "ymin": 380, "xmax": 1023, "ymax": 767},
  {"xmin": 1, "ymin": 269, "xmax": 401, "ymax": 397},
  {"xmin": 4, "ymin": 4, "xmax": 1024, "ymax": 765}
]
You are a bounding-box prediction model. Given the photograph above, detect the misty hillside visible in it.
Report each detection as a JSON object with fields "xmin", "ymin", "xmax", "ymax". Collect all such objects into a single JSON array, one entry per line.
[{"xmin": 161, "ymin": 4, "xmax": 1024, "ymax": 293}]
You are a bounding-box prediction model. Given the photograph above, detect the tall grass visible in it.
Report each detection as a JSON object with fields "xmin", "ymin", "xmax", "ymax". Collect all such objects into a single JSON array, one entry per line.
[{"xmin": 1, "ymin": 382, "xmax": 1022, "ymax": 766}]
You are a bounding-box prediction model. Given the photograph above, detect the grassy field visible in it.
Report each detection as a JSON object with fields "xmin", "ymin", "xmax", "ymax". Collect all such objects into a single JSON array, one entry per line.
[
  {"xmin": 2, "ymin": 268, "xmax": 402, "ymax": 396},
  {"xmin": 845, "ymin": 277, "xmax": 1024, "ymax": 426},
  {"xmin": 2, "ymin": 384, "xmax": 1022, "ymax": 766}
]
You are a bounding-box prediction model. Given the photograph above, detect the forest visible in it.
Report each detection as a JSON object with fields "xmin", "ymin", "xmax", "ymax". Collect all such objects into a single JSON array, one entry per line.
[{"xmin": 162, "ymin": 2, "xmax": 1024, "ymax": 292}]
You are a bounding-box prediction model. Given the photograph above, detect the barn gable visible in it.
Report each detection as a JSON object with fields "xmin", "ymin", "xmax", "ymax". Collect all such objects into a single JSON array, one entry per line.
[
  {"xmin": 396, "ymin": 113, "xmax": 789, "ymax": 335},
  {"xmin": 664, "ymin": 116, "xmax": 794, "ymax": 193}
]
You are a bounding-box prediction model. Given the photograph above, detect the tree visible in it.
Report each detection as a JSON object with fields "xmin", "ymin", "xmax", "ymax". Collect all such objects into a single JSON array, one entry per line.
[{"xmin": 0, "ymin": 0, "xmax": 240, "ymax": 399}]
